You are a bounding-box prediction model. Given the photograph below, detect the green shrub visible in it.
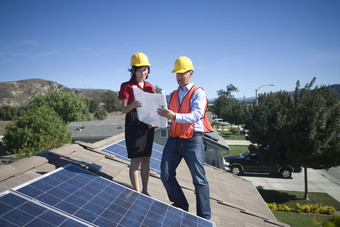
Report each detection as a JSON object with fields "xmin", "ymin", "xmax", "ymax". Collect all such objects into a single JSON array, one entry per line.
[
  {"xmin": 229, "ymin": 127, "xmax": 240, "ymax": 136},
  {"xmin": 278, "ymin": 204, "xmax": 291, "ymax": 212},
  {"xmin": 319, "ymin": 206, "xmax": 336, "ymax": 215},
  {"xmin": 267, "ymin": 202, "xmax": 277, "ymax": 211},
  {"xmin": 314, "ymin": 214, "xmax": 340, "ymax": 227},
  {"xmin": 94, "ymin": 108, "xmax": 108, "ymax": 120},
  {"xmin": 268, "ymin": 203, "xmax": 335, "ymax": 215}
]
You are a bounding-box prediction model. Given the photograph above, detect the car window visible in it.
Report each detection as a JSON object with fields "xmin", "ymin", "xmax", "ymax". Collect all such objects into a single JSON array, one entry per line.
[
  {"xmin": 240, "ymin": 150, "xmax": 250, "ymax": 158},
  {"xmin": 249, "ymin": 153, "xmax": 258, "ymax": 159}
]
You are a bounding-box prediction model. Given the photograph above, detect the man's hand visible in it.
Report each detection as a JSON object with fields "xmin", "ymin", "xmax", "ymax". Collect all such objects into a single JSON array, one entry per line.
[{"xmin": 157, "ymin": 106, "xmax": 176, "ymax": 120}]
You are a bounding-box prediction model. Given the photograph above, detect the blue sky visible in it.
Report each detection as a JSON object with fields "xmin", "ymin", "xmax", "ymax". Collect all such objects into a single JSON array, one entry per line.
[{"xmin": 1, "ymin": 0, "xmax": 339, "ymax": 99}]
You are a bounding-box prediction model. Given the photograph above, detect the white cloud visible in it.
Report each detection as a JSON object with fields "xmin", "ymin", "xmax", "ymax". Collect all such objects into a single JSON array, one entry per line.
[
  {"xmin": 0, "ymin": 51, "xmax": 28, "ymax": 61},
  {"xmin": 28, "ymin": 51, "xmax": 60, "ymax": 59},
  {"xmin": 19, "ymin": 40, "xmax": 40, "ymax": 47}
]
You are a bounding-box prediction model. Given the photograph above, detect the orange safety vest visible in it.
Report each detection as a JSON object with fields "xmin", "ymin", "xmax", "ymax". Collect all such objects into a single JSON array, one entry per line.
[{"xmin": 169, "ymin": 85, "xmax": 214, "ymax": 139}]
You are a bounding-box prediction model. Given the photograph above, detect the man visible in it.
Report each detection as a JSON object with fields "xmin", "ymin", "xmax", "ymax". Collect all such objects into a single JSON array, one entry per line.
[{"xmin": 157, "ymin": 56, "xmax": 213, "ymax": 219}]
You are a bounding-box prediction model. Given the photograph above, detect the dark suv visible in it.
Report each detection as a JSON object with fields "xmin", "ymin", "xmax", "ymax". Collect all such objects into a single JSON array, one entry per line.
[{"xmin": 224, "ymin": 150, "xmax": 302, "ymax": 178}]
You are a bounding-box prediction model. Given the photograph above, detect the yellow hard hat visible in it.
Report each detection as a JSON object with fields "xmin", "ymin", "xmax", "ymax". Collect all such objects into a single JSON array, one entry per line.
[
  {"xmin": 171, "ymin": 56, "xmax": 194, "ymax": 73},
  {"xmin": 130, "ymin": 52, "xmax": 151, "ymax": 66}
]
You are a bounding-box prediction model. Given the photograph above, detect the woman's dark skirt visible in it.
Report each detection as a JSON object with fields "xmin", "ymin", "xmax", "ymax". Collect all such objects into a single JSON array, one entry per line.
[{"xmin": 125, "ymin": 109, "xmax": 154, "ymax": 158}]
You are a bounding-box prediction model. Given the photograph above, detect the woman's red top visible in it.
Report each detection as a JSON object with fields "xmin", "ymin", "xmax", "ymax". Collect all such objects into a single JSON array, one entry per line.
[{"xmin": 118, "ymin": 77, "xmax": 155, "ymax": 104}]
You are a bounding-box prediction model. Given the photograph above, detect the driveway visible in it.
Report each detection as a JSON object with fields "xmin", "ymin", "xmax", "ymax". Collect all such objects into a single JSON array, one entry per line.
[
  {"xmin": 225, "ymin": 140, "xmax": 251, "ymax": 146},
  {"xmin": 239, "ymin": 167, "xmax": 340, "ymax": 203}
]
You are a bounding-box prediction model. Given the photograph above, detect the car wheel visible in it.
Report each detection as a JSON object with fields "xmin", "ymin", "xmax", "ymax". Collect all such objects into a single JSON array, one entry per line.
[
  {"xmin": 230, "ymin": 166, "xmax": 242, "ymax": 175},
  {"xmin": 280, "ymin": 169, "xmax": 292, "ymax": 179}
]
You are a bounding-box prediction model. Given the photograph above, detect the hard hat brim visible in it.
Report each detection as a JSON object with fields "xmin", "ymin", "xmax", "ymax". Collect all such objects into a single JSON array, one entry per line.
[
  {"xmin": 131, "ymin": 63, "xmax": 151, "ymax": 67},
  {"xmin": 171, "ymin": 68, "xmax": 193, "ymax": 73}
]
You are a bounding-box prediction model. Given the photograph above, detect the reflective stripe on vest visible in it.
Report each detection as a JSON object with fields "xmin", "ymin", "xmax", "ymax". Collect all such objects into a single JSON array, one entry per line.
[{"xmin": 169, "ymin": 85, "xmax": 214, "ymax": 139}]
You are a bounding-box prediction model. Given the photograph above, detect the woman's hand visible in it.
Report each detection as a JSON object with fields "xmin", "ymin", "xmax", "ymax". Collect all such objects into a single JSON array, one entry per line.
[
  {"xmin": 121, "ymin": 99, "xmax": 142, "ymax": 114},
  {"xmin": 130, "ymin": 101, "xmax": 142, "ymax": 109}
]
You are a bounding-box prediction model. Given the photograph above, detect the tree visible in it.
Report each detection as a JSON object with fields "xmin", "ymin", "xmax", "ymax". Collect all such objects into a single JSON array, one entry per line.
[
  {"xmin": 3, "ymin": 106, "xmax": 72, "ymax": 160},
  {"xmin": 217, "ymin": 84, "xmax": 238, "ymax": 98},
  {"xmin": 155, "ymin": 85, "xmax": 163, "ymax": 94},
  {"xmin": 245, "ymin": 78, "xmax": 340, "ymax": 200},
  {"xmin": 220, "ymin": 99, "xmax": 250, "ymax": 127},
  {"xmin": 0, "ymin": 106, "xmax": 13, "ymax": 120},
  {"xmin": 245, "ymin": 91, "xmax": 294, "ymax": 164},
  {"xmin": 0, "ymin": 106, "xmax": 28, "ymax": 120},
  {"xmin": 213, "ymin": 84, "xmax": 249, "ymax": 126},
  {"xmin": 212, "ymin": 95, "xmax": 228, "ymax": 117},
  {"xmin": 30, "ymin": 91, "xmax": 90, "ymax": 123},
  {"xmin": 88, "ymin": 98, "xmax": 100, "ymax": 113},
  {"xmin": 101, "ymin": 91, "xmax": 120, "ymax": 113},
  {"xmin": 291, "ymin": 78, "xmax": 340, "ymax": 199}
]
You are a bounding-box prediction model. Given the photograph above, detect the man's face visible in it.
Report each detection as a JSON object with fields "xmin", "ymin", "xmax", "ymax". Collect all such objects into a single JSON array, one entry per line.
[{"xmin": 176, "ymin": 70, "xmax": 193, "ymax": 89}]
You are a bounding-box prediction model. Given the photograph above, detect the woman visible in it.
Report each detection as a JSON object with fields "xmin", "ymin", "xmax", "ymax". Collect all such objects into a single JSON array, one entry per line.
[{"xmin": 118, "ymin": 52, "xmax": 155, "ymax": 195}]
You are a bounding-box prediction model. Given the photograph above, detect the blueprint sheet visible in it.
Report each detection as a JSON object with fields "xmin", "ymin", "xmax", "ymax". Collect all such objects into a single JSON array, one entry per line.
[{"xmin": 132, "ymin": 86, "xmax": 168, "ymax": 128}]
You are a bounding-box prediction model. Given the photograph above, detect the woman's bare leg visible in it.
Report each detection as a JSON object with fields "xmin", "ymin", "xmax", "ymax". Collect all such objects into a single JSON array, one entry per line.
[
  {"xmin": 129, "ymin": 158, "xmax": 141, "ymax": 192},
  {"xmin": 140, "ymin": 157, "xmax": 150, "ymax": 195}
]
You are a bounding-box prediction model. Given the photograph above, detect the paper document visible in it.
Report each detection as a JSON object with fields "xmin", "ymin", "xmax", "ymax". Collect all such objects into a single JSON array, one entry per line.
[{"xmin": 132, "ymin": 86, "xmax": 168, "ymax": 128}]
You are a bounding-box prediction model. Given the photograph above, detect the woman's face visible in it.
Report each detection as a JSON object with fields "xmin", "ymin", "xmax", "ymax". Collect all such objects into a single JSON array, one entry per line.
[{"xmin": 134, "ymin": 66, "xmax": 149, "ymax": 82}]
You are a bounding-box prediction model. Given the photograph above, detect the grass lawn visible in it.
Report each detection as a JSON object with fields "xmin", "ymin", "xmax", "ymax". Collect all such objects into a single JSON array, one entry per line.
[
  {"xmin": 218, "ymin": 130, "xmax": 246, "ymax": 140},
  {"xmin": 259, "ymin": 189, "xmax": 340, "ymax": 227},
  {"xmin": 258, "ymin": 189, "xmax": 340, "ymax": 210},
  {"xmin": 227, "ymin": 145, "xmax": 248, "ymax": 156},
  {"xmin": 273, "ymin": 211, "xmax": 328, "ymax": 227}
]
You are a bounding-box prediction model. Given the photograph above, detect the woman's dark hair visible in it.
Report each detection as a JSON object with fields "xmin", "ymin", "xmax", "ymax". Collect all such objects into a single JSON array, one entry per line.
[{"xmin": 129, "ymin": 66, "xmax": 151, "ymax": 79}]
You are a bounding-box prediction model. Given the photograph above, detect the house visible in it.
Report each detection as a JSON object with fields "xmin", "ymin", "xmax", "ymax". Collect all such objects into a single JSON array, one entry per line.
[
  {"xmin": 0, "ymin": 133, "xmax": 288, "ymax": 226},
  {"xmin": 67, "ymin": 120, "xmax": 125, "ymax": 143},
  {"xmin": 204, "ymin": 131, "xmax": 230, "ymax": 169}
]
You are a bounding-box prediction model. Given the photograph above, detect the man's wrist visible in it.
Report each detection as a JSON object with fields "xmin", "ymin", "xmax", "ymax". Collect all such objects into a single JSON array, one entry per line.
[{"xmin": 173, "ymin": 114, "xmax": 176, "ymax": 121}]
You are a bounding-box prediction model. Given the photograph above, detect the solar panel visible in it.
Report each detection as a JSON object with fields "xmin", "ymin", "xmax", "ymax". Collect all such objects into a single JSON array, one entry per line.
[
  {"xmin": 101, "ymin": 139, "xmax": 163, "ymax": 174},
  {"xmin": 0, "ymin": 191, "xmax": 89, "ymax": 226},
  {"xmin": 1, "ymin": 164, "xmax": 214, "ymax": 227}
]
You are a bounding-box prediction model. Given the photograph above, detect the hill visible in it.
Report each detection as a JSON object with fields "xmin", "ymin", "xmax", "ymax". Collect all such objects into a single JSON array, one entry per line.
[
  {"xmin": 330, "ymin": 84, "xmax": 340, "ymax": 95},
  {"xmin": 0, "ymin": 79, "xmax": 113, "ymax": 107},
  {"xmin": 235, "ymin": 84, "xmax": 340, "ymax": 103}
]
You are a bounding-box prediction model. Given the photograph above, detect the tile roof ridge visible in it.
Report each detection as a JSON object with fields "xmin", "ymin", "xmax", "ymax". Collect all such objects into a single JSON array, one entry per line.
[
  {"xmin": 92, "ymin": 133, "xmax": 125, "ymax": 148},
  {"xmin": 0, "ymin": 143, "xmax": 86, "ymax": 183},
  {"xmin": 0, "ymin": 154, "xmax": 50, "ymax": 182}
]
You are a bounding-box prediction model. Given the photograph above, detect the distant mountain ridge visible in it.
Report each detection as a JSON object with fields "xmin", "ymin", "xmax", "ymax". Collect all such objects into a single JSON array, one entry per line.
[
  {"xmin": 237, "ymin": 84, "xmax": 340, "ymax": 103},
  {"xmin": 0, "ymin": 79, "xmax": 113, "ymax": 107}
]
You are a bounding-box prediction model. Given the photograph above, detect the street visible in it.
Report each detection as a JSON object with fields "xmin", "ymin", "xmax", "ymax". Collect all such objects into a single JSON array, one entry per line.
[{"xmin": 239, "ymin": 166, "xmax": 340, "ymax": 202}]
